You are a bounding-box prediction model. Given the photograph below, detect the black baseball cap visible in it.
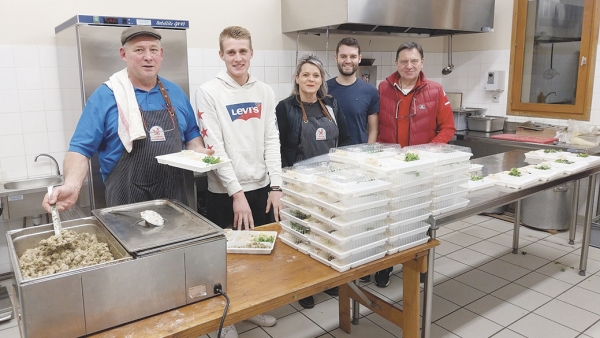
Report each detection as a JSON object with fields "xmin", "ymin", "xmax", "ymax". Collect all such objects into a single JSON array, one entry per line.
[{"xmin": 121, "ymin": 26, "xmax": 162, "ymax": 45}]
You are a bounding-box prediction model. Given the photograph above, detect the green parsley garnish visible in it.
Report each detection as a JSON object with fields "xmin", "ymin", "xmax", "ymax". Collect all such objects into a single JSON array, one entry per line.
[
  {"xmin": 256, "ymin": 234, "xmax": 275, "ymax": 243},
  {"xmin": 544, "ymin": 149, "xmax": 558, "ymax": 153},
  {"xmin": 535, "ymin": 164, "xmax": 551, "ymax": 170},
  {"xmin": 290, "ymin": 210, "xmax": 311, "ymax": 220},
  {"xmin": 290, "ymin": 221, "xmax": 310, "ymax": 235},
  {"xmin": 508, "ymin": 168, "xmax": 521, "ymax": 177},
  {"xmin": 577, "ymin": 153, "xmax": 589, "ymax": 158},
  {"xmin": 202, "ymin": 155, "xmax": 221, "ymax": 164},
  {"xmin": 555, "ymin": 159, "xmax": 574, "ymax": 164},
  {"xmin": 470, "ymin": 174, "xmax": 483, "ymax": 181},
  {"xmin": 404, "ymin": 152, "xmax": 420, "ymax": 162}
]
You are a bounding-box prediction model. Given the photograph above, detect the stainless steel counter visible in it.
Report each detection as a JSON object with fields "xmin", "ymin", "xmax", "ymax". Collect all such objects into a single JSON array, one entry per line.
[
  {"xmin": 454, "ymin": 130, "xmax": 600, "ymax": 154},
  {"xmin": 421, "ymin": 149, "xmax": 600, "ymax": 338}
]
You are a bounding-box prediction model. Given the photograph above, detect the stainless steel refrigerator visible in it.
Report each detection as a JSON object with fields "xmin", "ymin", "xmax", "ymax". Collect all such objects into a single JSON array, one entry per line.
[{"xmin": 55, "ymin": 15, "xmax": 195, "ymax": 212}]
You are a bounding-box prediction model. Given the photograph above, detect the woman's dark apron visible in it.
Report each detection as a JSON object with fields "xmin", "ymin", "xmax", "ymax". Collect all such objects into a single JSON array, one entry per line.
[
  {"xmin": 105, "ymin": 79, "xmax": 188, "ymax": 206},
  {"xmin": 296, "ymin": 99, "xmax": 339, "ymax": 163}
]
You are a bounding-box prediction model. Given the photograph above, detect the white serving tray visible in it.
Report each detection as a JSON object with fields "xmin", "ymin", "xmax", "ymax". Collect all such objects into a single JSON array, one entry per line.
[
  {"xmin": 467, "ymin": 177, "xmax": 496, "ymax": 191},
  {"xmin": 225, "ymin": 230, "xmax": 277, "ymax": 254},
  {"xmin": 155, "ymin": 151, "xmax": 231, "ymax": 172},
  {"xmin": 550, "ymin": 160, "xmax": 589, "ymax": 175},
  {"xmin": 469, "ymin": 163, "xmax": 484, "ymax": 173},
  {"xmin": 489, "ymin": 169, "xmax": 542, "ymax": 189},
  {"xmin": 358, "ymin": 157, "xmax": 436, "ymax": 175},
  {"xmin": 524, "ymin": 149, "xmax": 570, "ymax": 161},
  {"xmin": 523, "ymin": 164, "xmax": 566, "ymax": 181}
]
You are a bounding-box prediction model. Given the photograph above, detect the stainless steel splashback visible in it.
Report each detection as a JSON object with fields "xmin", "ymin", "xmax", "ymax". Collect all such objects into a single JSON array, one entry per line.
[{"xmin": 282, "ymin": 0, "xmax": 495, "ymax": 36}]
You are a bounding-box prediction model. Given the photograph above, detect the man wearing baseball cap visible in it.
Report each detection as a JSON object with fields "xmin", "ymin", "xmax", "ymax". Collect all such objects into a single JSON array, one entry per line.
[{"xmin": 44, "ymin": 25, "xmax": 213, "ymax": 212}]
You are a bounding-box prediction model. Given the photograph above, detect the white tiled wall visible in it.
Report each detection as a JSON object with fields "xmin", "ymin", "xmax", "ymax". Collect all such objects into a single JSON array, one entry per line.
[{"xmin": 0, "ymin": 43, "xmax": 599, "ymax": 274}]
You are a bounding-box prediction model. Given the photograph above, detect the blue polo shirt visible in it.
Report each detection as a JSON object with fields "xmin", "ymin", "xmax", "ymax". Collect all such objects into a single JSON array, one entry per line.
[
  {"xmin": 327, "ymin": 78, "xmax": 380, "ymax": 144},
  {"xmin": 69, "ymin": 77, "xmax": 200, "ymax": 181}
]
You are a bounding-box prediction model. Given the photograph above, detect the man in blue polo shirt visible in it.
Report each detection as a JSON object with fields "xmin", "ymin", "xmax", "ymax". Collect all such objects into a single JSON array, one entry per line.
[
  {"xmin": 43, "ymin": 26, "xmax": 213, "ymax": 212},
  {"xmin": 327, "ymin": 37, "xmax": 380, "ymax": 144}
]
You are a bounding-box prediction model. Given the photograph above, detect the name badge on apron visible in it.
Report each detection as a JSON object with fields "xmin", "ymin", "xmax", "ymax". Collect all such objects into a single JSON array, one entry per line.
[
  {"xmin": 149, "ymin": 126, "xmax": 166, "ymax": 142},
  {"xmin": 316, "ymin": 127, "xmax": 326, "ymax": 141}
]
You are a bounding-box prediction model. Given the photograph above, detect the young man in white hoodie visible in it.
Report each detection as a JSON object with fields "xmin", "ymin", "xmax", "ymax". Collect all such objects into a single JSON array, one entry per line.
[{"xmin": 194, "ymin": 26, "xmax": 281, "ymax": 338}]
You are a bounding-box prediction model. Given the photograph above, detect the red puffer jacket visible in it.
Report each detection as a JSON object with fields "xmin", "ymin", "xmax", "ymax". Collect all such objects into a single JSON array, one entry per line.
[{"xmin": 378, "ymin": 72, "xmax": 455, "ymax": 146}]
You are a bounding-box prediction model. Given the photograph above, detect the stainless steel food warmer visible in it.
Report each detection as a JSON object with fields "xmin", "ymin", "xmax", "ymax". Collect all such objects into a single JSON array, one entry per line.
[{"xmin": 7, "ymin": 199, "xmax": 226, "ymax": 338}]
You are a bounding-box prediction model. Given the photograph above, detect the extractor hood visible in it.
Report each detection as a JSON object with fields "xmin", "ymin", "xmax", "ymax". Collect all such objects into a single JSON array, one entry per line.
[{"xmin": 282, "ymin": 0, "xmax": 495, "ymax": 37}]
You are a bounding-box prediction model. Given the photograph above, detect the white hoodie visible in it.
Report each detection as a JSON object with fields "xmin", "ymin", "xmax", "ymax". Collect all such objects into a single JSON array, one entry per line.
[{"xmin": 195, "ymin": 71, "xmax": 282, "ymax": 195}]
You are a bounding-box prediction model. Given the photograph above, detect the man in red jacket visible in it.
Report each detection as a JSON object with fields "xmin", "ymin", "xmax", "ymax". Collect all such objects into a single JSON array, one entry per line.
[
  {"xmin": 373, "ymin": 42, "xmax": 455, "ymax": 288},
  {"xmin": 378, "ymin": 41, "xmax": 455, "ymax": 147}
]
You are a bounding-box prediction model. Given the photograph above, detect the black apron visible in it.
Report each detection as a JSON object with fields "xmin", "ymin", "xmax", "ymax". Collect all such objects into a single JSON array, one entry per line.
[
  {"xmin": 105, "ymin": 79, "xmax": 188, "ymax": 207},
  {"xmin": 296, "ymin": 99, "xmax": 339, "ymax": 163}
]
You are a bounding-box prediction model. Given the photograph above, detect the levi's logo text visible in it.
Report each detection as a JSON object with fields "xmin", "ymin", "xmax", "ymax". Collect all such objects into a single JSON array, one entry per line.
[{"xmin": 226, "ymin": 102, "xmax": 262, "ymax": 122}]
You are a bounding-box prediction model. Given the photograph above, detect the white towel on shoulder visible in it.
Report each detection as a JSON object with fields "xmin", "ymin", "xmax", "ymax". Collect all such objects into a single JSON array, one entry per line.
[{"xmin": 104, "ymin": 68, "xmax": 146, "ymax": 153}]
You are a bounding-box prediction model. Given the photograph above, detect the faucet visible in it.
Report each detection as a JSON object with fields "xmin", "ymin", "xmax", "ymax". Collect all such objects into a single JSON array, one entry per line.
[
  {"xmin": 544, "ymin": 92, "xmax": 557, "ymax": 103},
  {"xmin": 35, "ymin": 154, "xmax": 61, "ymax": 177}
]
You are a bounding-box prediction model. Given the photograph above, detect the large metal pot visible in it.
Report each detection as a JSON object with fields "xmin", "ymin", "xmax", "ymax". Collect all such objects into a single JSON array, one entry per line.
[{"xmin": 521, "ymin": 182, "xmax": 573, "ymax": 230}]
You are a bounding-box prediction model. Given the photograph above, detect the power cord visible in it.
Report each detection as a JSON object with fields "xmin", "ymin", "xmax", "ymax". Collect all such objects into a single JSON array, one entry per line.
[{"xmin": 214, "ymin": 283, "xmax": 230, "ymax": 338}]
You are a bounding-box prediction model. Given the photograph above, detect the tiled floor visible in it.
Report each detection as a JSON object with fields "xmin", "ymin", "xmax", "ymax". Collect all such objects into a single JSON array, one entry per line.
[{"xmin": 1, "ymin": 215, "xmax": 599, "ymax": 338}]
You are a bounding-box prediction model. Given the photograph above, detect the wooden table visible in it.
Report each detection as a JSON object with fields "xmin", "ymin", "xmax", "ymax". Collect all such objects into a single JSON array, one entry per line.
[{"xmin": 91, "ymin": 223, "xmax": 439, "ymax": 338}]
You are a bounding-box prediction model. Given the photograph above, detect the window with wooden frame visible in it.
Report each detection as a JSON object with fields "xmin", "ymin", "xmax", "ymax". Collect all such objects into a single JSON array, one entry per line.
[{"xmin": 508, "ymin": 0, "xmax": 600, "ymax": 120}]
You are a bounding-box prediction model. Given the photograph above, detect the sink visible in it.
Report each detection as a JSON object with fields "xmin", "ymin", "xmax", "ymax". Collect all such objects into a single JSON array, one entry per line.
[
  {"xmin": 3, "ymin": 176, "xmax": 63, "ymax": 190},
  {"xmin": 1, "ymin": 176, "xmax": 64, "ymax": 220}
]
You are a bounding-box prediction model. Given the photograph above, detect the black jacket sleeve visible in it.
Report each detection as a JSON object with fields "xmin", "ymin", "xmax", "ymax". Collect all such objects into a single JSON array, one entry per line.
[
  {"xmin": 333, "ymin": 99, "xmax": 353, "ymax": 146},
  {"xmin": 275, "ymin": 100, "xmax": 291, "ymax": 168}
]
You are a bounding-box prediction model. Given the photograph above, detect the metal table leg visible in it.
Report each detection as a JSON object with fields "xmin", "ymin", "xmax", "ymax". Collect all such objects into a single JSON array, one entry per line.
[
  {"xmin": 569, "ymin": 180, "xmax": 580, "ymax": 245},
  {"xmin": 579, "ymin": 174, "xmax": 597, "ymax": 276},
  {"xmin": 421, "ymin": 228, "xmax": 436, "ymax": 338},
  {"xmin": 512, "ymin": 200, "xmax": 521, "ymax": 254}
]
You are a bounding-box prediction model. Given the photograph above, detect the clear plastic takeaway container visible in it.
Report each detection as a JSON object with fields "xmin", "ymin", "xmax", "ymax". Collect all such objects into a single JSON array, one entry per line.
[
  {"xmin": 358, "ymin": 155, "xmax": 436, "ymax": 175},
  {"xmin": 386, "ymin": 232, "xmax": 430, "ymax": 255},
  {"xmin": 431, "ymin": 184, "xmax": 469, "ymax": 203},
  {"xmin": 309, "ymin": 246, "xmax": 387, "ymax": 272},
  {"xmin": 328, "ymin": 143, "xmax": 402, "ymax": 164},
  {"xmin": 388, "ymin": 196, "xmax": 432, "ymax": 216},
  {"xmin": 403, "ymin": 143, "xmax": 472, "ymax": 165},
  {"xmin": 387, "ymin": 182, "xmax": 434, "ymax": 200},
  {"xmin": 280, "ymin": 228, "xmax": 311, "ymax": 254},
  {"xmin": 311, "ymin": 169, "xmax": 391, "ymax": 198},
  {"xmin": 280, "ymin": 196, "xmax": 313, "ymax": 217},
  {"xmin": 311, "ymin": 191, "xmax": 390, "ymax": 214},
  {"xmin": 386, "ymin": 220, "xmax": 431, "ymax": 239},
  {"xmin": 309, "ymin": 231, "xmax": 388, "ymax": 259},
  {"xmin": 433, "ymin": 161, "xmax": 471, "ymax": 177},
  {"xmin": 386, "ymin": 169, "xmax": 434, "ymax": 190},
  {"xmin": 309, "ymin": 204, "xmax": 390, "ymax": 230},
  {"xmin": 280, "ymin": 208, "xmax": 312, "ymax": 227},
  {"xmin": 387, "ymin": 208, "xmax": 431, "ymax": 229},
  {"xmin": 310, "ymin": 220, "xmax": 388, "ymax": 245},
  {"xmin": 430, "ymin": 197, "xmax": 470, "ymax": 216},
  {"xmin": 279, "ymin": 219, "xmax": 311, "ymax": 240},
  {"xmin": 432, "ymin": 173, "xmax": 470, "ymax": 189},
  {"xmin": 281, "ymin": 161, "xmax": 354, "ymax": 185}
]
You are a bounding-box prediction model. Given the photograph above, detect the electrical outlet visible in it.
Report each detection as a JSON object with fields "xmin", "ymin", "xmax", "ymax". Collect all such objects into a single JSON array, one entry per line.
[{"xmin": 492, "ymin": 92, "xmax": 501, "ymax": 103}]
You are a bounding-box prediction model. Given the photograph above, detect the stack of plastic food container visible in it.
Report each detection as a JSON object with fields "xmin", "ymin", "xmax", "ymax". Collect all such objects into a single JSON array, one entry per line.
[
  {"xmin": 403, "ymin": 144, "xmax": 472, "ymax": 216},
  {"xmin": 279, "ymin": 161, "xmax": 351, "ymax": 255},
  {"xmin": 346, "ymin": 146, "xmax": 434, "ymax": 254},
  {"xmin": 306, "ymin": 161, "xmax": 392, "ymax": 272}
]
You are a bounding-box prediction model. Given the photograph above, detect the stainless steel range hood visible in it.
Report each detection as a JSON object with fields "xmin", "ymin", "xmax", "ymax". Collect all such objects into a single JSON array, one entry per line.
[{"xmin": 282, "ymin": 0, "xmax": 495, "ymax": 37}]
